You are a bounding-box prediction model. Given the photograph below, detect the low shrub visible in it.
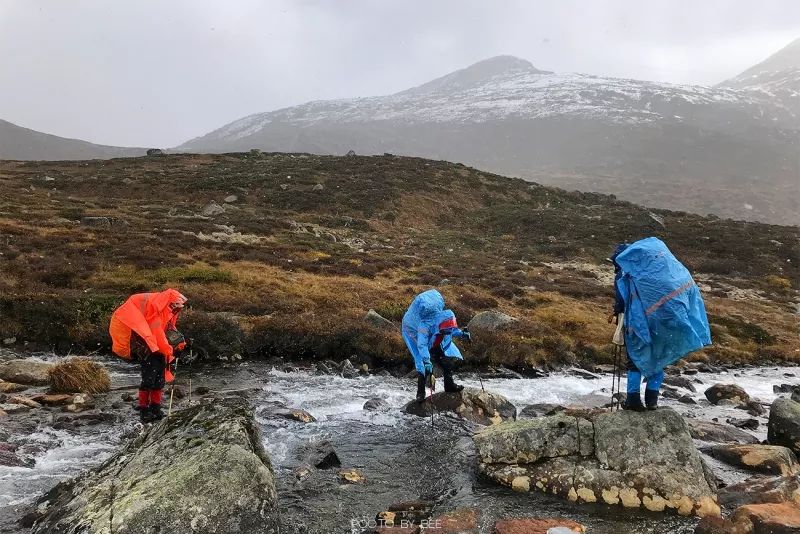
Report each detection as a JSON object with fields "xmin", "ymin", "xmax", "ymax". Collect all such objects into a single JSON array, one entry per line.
[{"xmin": 48, "ymin": 357, "xmax": 111, "ymax": 394}]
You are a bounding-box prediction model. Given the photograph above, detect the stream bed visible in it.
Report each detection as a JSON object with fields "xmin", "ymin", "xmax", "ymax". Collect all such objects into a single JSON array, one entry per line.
[{"xmin": 1, "ymin": 355, "xmax": 797, "ymax": 533}]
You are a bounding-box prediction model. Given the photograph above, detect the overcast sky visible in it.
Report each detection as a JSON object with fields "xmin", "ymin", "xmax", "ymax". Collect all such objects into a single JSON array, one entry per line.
[{"xmin": 2, "ymin": 0, "xmax": 799, "ymax": 147}]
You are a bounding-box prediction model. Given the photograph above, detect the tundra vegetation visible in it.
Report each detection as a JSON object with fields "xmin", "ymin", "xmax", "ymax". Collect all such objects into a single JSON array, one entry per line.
[{"xmin": 0, "ymin": 153, "xmax": 797, "ymax": 370}]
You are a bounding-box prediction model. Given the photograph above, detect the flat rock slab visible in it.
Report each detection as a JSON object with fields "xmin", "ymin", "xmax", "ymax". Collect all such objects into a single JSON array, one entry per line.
[
  {"xmin": 403, "ymin": 388, "xmax": 516, "ymax": 425},
  {"xmin": 29, "ymin": 398, "xmax": 280, "ymax": 534},
  {"xmin": 719, "ymin": 474, "xmax": 800, "ymax": 509},
  {"xmin": 732, "ymin": 502, "xmax": 800, "ymax": 533},
  {"xmin": 704, "ymin": 444, "xmax": 800, "ymax": 476},
  {"xmin": 0, "ymin": 359, "xmax": 53, "ymax": 386},
  {"xmin": 687, "ymin": 419, "xmax": 759, "ymax": 444}
]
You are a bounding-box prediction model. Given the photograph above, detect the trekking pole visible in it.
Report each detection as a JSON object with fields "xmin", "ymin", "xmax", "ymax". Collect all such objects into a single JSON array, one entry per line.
[
  {"xmin": 168, "ymin": 357, "xmax": 178, "ymax": 418},
  {"xmin": 611, "ymin": 345, "xmax": 619, "ymax": 411},
  {"xmin": 428, "ymin": 374, "xmax": 436, "ymax": 428}
]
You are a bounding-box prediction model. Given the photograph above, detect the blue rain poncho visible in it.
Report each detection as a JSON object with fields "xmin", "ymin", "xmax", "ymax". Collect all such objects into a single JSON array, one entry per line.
[
  {"xmin": 616, "ymin": 237, "xmax": 712, "ymax": 379},
  {"xmin": 401, "ymin": 290, "xmax": 464, "ymax": 373}
]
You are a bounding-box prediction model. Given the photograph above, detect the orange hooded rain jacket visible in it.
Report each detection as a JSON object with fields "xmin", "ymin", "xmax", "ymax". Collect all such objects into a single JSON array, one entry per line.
[{"xmin": 109, "ymin": 288, "xmax": 187, "ymax": 383}]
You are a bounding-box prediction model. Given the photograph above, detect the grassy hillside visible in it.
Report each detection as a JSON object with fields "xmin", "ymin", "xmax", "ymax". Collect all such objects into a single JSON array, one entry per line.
[{"xmin": 0, "ymin": 153, "xmax": 797, "ymax": 370}]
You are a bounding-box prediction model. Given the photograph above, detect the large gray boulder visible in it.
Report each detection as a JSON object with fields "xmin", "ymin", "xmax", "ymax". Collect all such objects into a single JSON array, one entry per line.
[
  {"xmin": 466, "ymin": 310, "xmax": 517, "ymax": 331},
  {"xmin": 30, "ymin": 398, "xmax": 280, "ymax": 533},
  {"xmin": 0, "ymin": 359, "xmax": 53, "ymax": 386},
  {"xmin": 703, "ymin": 444, "xmax": 800, "ymax": 476},
  {"xmin": 768, "ymin": 395, "xmax": 800, "ymax": 457},
  {"xmin": 475, "ymin": 408, "xmax": 720, "ymax": 517},
  {"xmin": 404, "ymin": 388, "xmax": 516, "ymax": 425}
]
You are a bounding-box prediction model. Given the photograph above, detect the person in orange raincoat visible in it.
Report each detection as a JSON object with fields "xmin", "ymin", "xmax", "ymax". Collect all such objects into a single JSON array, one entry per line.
[{"xmin": 109, "ymin": 288, "xmax": 188, "ymax": 422}]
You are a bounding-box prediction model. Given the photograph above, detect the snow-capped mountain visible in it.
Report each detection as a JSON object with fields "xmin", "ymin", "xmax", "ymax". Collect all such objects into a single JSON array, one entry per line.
[{"xmin": 179, "ymin": 54, "xmax": 799, "ymax": 225}]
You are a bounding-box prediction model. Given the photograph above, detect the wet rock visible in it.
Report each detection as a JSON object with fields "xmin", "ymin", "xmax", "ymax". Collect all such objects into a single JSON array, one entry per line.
[
  {"xmin": 201, "ymin": 200, "xmax": 226, "ymax": 217},
  {"xmin": 519, "ymin": 403, "xmax": 564, "ymax": 419},
  {"xmin": 687, "ymin": 420, "xmax": 759, "ymax": 444},
  {"xmin": 663, "ymin": 375, "xmax": 698, "ymax": 392},
  {"xmin": 727, "ymin": 417, "xmax": 760, "ymax": 431},
  {"xmin": 477, "ymin": 408, "xmax": 720, "ymax": 517},
  {"xmin": 427, "ymin": 507, "xmax": 479, "ymax": 532},
  {"xmin": 403, "ymin": 388, "xmax": 516, "ymax": 425},
  {"xmin": 567, "ymin": 368, "xmax": 601, "ymax": 380},
  {"xmin": 338, "ymin": 468, "xmax": 365, "ymax": 484},
  {"xmin": 738, "ymin": 400, "xmax": 766, "ymax": 417},
  {"xmin": 466, "ymin": 310, "xmax": 517, "ymax": 331},
  {"xmin": 223, "ymin": 194, "xmax": 238, "ymax": 203},
  {"xmin": 31, "ymin": 394, "xmax": 74, "ymax": 406},
  {"xmin": 719, "ymin": 475, "xmax": 800, "ymax": 510},
  {"xmin": 303, "ymin": 440, "xmax": 341, "ymax": 469},
  {"xmin": 774, "ymin": 384, "xmax": 797, "ymax": 394},
  {"xmin": 293, "ymin": 464, "xmax": 312, "ymax": 481},
  {"xmin": 0, "ymin": 380, "xmax": 28, "ymax": 393},
  {"xmin": 121, "ymin": 392, "xmax": 135, "ymax": 402},
  {"xmin": 493, "ymin": 518, "xmax": 585, "ymax": 534},
  {"xmin": 9, "ymin": 395, "xmax": 42, "ymax": 408},
  {"xmin": 0, "ymin": 442, "xmax": 34, "ymax": 468},
  {"xmin": 341, "ymin": 359, "xmax": 360, "ymax": 379},
  {"xmin": 662, "ymin": 386, "xmax": 683, "ymax": 400},
  {"xmin": 0, "ymin": 359, "xmax": 53, "ymax": 386},
  {"xmin": 275, "ymin": 407, "xmax": 316, "ymax": 423},
  {"xmin": 705, "ymin": 383, "xmax": 751, "ymax": 405},
  {"xmin": 364, "ymin": 309, "xmax": 394, "ymax": 328},
  {"xmin": 694, "ymin": 515, "xmax": 736, "ymax": 534},
  {"xmin": 376, "ymin": 500, "xmax": 434, "ymax": 527},
  {"xmin": 768, "ymin": 396, "xmax": 800, "ymax": 456},
  {"xmin": 363, "ymin": 398, "xmax": 390, "ymax": 411},
  {"xmin": 0, "ymin": 402, "xmax": 30, "ymax": 414},
  {"xmin": 704, "ymin": 444, "xmax": 800, "ymax": 476},
  {"xmin": 194, "ymin": 386, "xmax": 211, "ymax": 395},
  {"xmin": 730, "ymin": 502, "xmax": 800, "ymax": 533},
  {"xmin": 679, "ymin": 395, "xmax": 698, "ymax": 405},
  {"xmin": 30, "ymin": 398, "xmax": 280, "ymax": 534},
  {"xmin": 481, "ymin": 366, "xmax": 524, "ymax": 380}
]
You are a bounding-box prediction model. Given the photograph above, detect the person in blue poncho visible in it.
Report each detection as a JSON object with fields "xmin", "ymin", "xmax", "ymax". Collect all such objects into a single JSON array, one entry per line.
[
  {"xmin": 609, "ymin": 238, "xmax": 712, "ymax": 411},
  {"xmin": 402, "ymin": 289, "xmax": 472, "ymax": 403}
]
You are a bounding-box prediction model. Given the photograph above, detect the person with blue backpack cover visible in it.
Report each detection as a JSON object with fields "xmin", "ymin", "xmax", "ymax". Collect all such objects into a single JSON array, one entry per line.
[
  {"xmin": 402, "ymin": 289, "xmax": 471, "ymax": 403},
  {"xmin": 610, "ymin": 237, "xmax": 712, "ymax": 410}
]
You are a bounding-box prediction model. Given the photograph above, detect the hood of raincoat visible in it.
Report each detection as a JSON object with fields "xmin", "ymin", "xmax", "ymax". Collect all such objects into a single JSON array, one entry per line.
[
  {"xmin": 432, "ymin": 309, "xmax": 463, "ymax": 359},
  {"xmin": 401, "ymin": 289, "xmax": 447, "ymax": 373},
  {"xmin": 615, "ymin": 237, "xmax": 711, "ymax": 378}
]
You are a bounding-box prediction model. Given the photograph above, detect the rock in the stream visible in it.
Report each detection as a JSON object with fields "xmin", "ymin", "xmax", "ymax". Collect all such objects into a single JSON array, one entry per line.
[
  {"xmin": 302, "ymin": 439, "xmax": 341, "ymax": 469},
  {"xmin": 0, "ymin": 359, "xmax": 53, "ymax": 386},
  {"xmin": 338, "ymin": 468, "xmax": 365, "ymax": 484},
  {"xmin": 727, "ymin": 417, "xmax": 760, "ymax": 431},
  {"xmin": 403, "ymin": 388, "xmax": 516, "ymax": 425},
  {"xmin": 663, "ymin": 375, "xmax": 698, "ymax": 393},
  {"xmin": 340, "ymin": 359, "xmax": 360, "ymax": 379},
  {"xmin": 0, "ymin": 380, "xmax": 28, "ymax": 393},
  {"xmin": 466, "ymin": 310, "xmax": 516, "ymax": 331},
  {"xmin": 728, "ymin": 502, "xmax": 800, "ymax": 533},
  {"xmin": 518, "ymin": 403, "xmax": 564, "ymax": 419},
  {"xmin": 704, "ymin": 383, "xmax": 751, "ymax": 405},
  {"xmin": 738, "ymin": 400, "xmax": 766, "ymax": 417},
  {"xmin": 704, "ymin": 444, "xmax": 800, "ymax": 476},
  {"xmin": 687, "ymin": 420, "xmax": 759, "ymax": 444},
  {"xmin": 774, "ymin": 384, "xmax": 797, "ymax": 394},
  {"xmin": 375, "ymin": 500, "xmax": 434, "ymax": 527},
  {"xmin": 476, "ymin": 408, "xmax": 720, "ymax": 517},
  {"xmin": 363, "ymin": 398, "xmax": 391, "ymax": 411},
  {"xmin": 768, "ymin": 395, "xmax": 800, "ymax": 456},
  {"xmin": 29, "ymin": 398, "xmax": 280, "ymax": 534},
  {"xmin": 493, "ymin": 517, "xmax": 586, "ymax": 534},
  {"xmin": 718, "ymin": 474, "xmax": 800, "ymax": 509},
  {"xmin": 274, "ymin": 407, "xmax": 316, "ymax": 423}
]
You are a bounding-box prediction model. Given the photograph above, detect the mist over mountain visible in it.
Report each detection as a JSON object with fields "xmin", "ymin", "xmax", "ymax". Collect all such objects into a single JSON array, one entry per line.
[
  {"xmin": 0, "ymin": 119, "xmax": 145, "ymax": 161},
  {"xmin": 179, "ymin": 49, "xmax": 800, "ymax": 226}
]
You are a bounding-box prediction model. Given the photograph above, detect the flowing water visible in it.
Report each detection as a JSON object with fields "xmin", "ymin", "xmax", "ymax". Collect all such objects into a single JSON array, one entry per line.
[{"xmin": 1, "ymin": 356, "xmax": 797, "ymax": 533}]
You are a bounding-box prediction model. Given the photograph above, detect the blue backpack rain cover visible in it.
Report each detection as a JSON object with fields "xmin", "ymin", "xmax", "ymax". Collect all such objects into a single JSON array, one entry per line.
[{"xmin": 616, "ymin": 237, "xmax": 712, "ymax": 378}]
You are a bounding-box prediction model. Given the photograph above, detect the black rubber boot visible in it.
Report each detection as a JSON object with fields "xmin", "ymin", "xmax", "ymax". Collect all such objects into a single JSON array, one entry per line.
[
  {"xmin": 416, "ymin": 373, "xmax": 427, "ymax": 403},
  {"xmin": 149, "ymin": 404, "xmax": 165, "ymax": 420},
  {"xmin": 644, "ymin": 389, "xmax": 659, "ymax": 410},
  {"xmin": 623, "ymin": 393, "xmax": 645, "ymax": 412},
  {"xmin": 139, "ymin": 407, "xmax": 154, "ymax": 423},
  {"xmin": 443, "ymin": 376, "xmax": 464, "ymax": 393}
]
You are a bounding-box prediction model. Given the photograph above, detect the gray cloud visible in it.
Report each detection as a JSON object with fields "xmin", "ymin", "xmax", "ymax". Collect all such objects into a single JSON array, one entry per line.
[{"xmin": 1, "ymin": 0, "xmax": 799, "ymax": 147}]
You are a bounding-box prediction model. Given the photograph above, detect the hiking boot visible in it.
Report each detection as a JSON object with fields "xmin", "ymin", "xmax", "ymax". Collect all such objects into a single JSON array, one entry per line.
[
  {"xmin": 644, "ymin": 389, "xmax": 659, "ymax": 410},
  {"xmin": 416, "ymin": 373, "xmax": 427, "ymax": 403},
  {"xmin": 149, "ymin": 404, "xmax": 165, "ymax": 420},
  {"xmin": 139, "ymin": 407, "xmax": 154, "ymax": 423},
  {"xmin": 623, "ymin": 393, "xmax": 645, "ymax": 412},
  {"xmin": 443, "ymin": 377, "xmax": 464, "ymax": 393}
]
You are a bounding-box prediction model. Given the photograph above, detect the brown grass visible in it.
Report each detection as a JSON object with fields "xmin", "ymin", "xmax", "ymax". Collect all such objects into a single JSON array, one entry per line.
[{"xmin": 48, "ymin": 357, "xmax": 111, "ymax": 394}]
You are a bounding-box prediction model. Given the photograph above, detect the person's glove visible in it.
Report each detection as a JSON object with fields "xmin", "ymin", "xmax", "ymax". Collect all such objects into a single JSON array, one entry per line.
[
  {"xmin": 460, "ymin": 328, "xmax": 472, "ymax": 343},
  {"xmin": 423, "ymin": 360, "xmax": 433, "ymax": 375},
  {"xmin": 169, "ymin": 359, "xmax": 178, "ymax": 375},
  {"xmin": 176, "ymin": 341, "xmax": 187, "ymax": 351}
]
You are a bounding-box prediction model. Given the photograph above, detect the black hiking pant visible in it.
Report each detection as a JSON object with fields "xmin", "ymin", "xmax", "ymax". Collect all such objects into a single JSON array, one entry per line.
[{"xmin": 430, "ymin": 346, "xmax": 458, "ymax": 390}]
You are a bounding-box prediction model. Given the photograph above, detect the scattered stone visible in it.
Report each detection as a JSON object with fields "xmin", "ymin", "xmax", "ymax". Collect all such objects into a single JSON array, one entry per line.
[
  {"xmin": 519, "ymin": 403, "xmax": 565, "ymax": 419},
  {"xmin": 303, "ymin": 440, "xmax": 341, "ymax": 469},
  {"xmin": 768, "ymin": 396, "xmax": 800, "ymax": 457},
  {"xmin": 376, "ymin": 500, "xmax": 433, "ymax": 527},
  {"xmin": 0, "ymin": 359, "xmax": 53, "ymax": 386},
  {"xmin": 275, "ymin": 408, "xmax": 316, "ymax": 423},
  {"xmin": 201, "ymin": 200, "xmax": 226, "ymax": 217},
  {"xmin": 194, "ymin": 386, "xmax": 211, "ymax": 395},
  {"xmin": 364, "ymin": 309, "xmax": 394, "ymax": 328},
  {"xmin": 476, "ymin": 408, "xmax": 720, "ymax": 517},
  {"xmin": 0, "ymin": 442, "xmax": 34, "ymax": 468},
  {"xmin": 363, "ymin": 398, "xmax": 390, "ymax": 411},
  {"xmin": 9, "ymin": 396, "xmax": 42, "ymax": 409},
  {"xmin": 0, "ymin": 381, "xmax": 28, "ymax": 393},
  {"xmin": 704, "ymin": 444, "xmax": 800, "ymax": 476},
  {"xmin": 312, "ymin": 184, "xmax": 324, "ymax": 191},
  {"xmin": 31, "ymin": 394, "xmax": 74, "ymax": 406},
  {"xmin": 774, "ymin": 384, "xmax": 797, "ymax": 394},
  {"xmin": 293, "ymin": 464, "xmax": 312, "ymax": 481},
  {"xmin": 403, "ymin": 388, "xmax": 516, "ymax": 425},
  {"xmin": 663, "ymin": 375, "xmax": 698, "ymax": 392},
  {"xmin": 466, "ymin": 310, "xmax": 517, "ymax": 331},
  {"xmin": 705, "ymin": 383, "xmax": 751, "ymax": 405},
  {"xmin": 345, "ymin": 150, "xmax": 357, "ymax": 156},
  {"xmin": 678, "ymin": 395, "xmax": 698, "ymax": 405},
  {"xmin": 29, "ymin": 398, "xmax": 280, "ymax": 533},
  {"xmin": 687, "ymin": 420, "xmax": 760, "ymax": 444},
  {"xmin": 223, "ymin": 194, "xmax": 238, "ymax": 203},
  {"xmin": 481, "ymin": 366, "xmax": 525, "ymax": 380},
  {"xmin": 694, "ymin": 515, "xmax": 736, "ymax": 534},
  {"xmin": 340, "ymin": 360, "xmax": 360, "ymax": 379},
  {"xmin": 121, "ymin": 392, "xmax": 135, "ymax": 402},
  {"xmin": 718, "ymin": 474, "xmax": 800, "ymax": 509},
  {"xmin": 727, "ymin": 417, "xmax": 760, "ymax": 431},
  {"xmin": 493, "ymin": 518, "xmax": 586, "ymax": 534},
  {"xmin": 427, "ymin": 507, "xmax": 479, "ymax": 532},
  {"xmin": 338, "ymin": 468, "xmax": 365, "ymax": 484},
  {"xmin": 730, "ymin": 502, "xmax": 800, "ymax": 534},
  {"xmin": 738, "ymin": 400, "xmax": 766, "ymax": 417},
  {"xmin": 0, "ymin": 403, "xmax": 29, "ymax": 414},
  {"xmin": 146, "ymin": 148, "xmax": 163, "ymax": 156},
  {"xmin": 567, "ymin": 368, "xmax": 601, "ymax": 380},
  {"xmin": 2, "ymin": 337, "xmax": 15, "ymax": 346}
]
